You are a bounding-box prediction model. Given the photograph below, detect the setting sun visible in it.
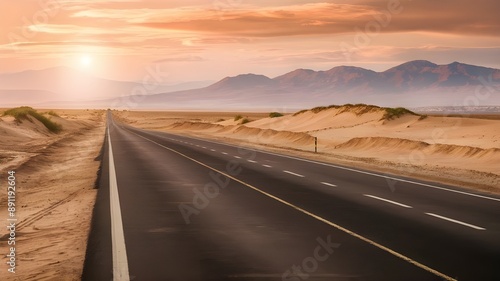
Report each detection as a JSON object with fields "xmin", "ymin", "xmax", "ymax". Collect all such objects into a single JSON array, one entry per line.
[{"xmin": 80, "ymin": 55, "xmax": 92, "ymax": 67}]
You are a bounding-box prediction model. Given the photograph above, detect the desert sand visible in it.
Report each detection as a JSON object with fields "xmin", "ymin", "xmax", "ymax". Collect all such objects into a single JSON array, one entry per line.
[
  {"xmin": 0, "ymin": 109, "xmax": 105, "ymax": 281},
  {"xmin": 115, "ymin": 105, "xmax": 500, "ymax": 194}
]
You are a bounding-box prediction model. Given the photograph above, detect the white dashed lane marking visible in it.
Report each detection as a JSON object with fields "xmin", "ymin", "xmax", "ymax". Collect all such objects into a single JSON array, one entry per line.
[
  {"xmin": 425, "ymin": 213, "xmax": 486, "ymax": 230},
  {"xmin": 283, "ymin": 170, "xmax": 305, "ymax": 178},
  {"xmin": 364, "ymin": 194, "xmax": 412, "ymax": 209}
]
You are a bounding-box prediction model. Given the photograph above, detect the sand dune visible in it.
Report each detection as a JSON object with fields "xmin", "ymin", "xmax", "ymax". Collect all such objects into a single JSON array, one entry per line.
[
  {"xmin": 334, "ymin": 137, "xmax": 429, "ymax": 151},
  {"xmin": 231, "ymin": 124, "xmax": 315, "ymax": 146},
  {"xmin": 171, "ymin": 121, "xmax": 226, "ymax": 132},
  {"xmin": 0, "ymin": 115, "xmax": 52, "ymax": 140},
  {"xmin": 0, "ymin": 109, "xmax": 99, "ymax": 170},
  {"xmin": 169, "ymin": 121, "xmax": 315, "ymax": 146},
  {"xmin": 0, "ymin": 109, "xmax": 105, "ymax": 281},
  {"xmin": 334, "ymin": 136, "xmax": 500, "ymax": 158},
  {"xmin": 246, "ymin": 104, "xmax": 390, "ymax": 132},
  {"xmin": 116, "ymin": 104, "xmax": 500, "ymax": 193}
]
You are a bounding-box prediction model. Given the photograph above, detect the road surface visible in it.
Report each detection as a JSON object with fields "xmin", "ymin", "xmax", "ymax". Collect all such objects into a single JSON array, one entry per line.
[{"xmin": 82, "ymin": 112, "xmax": 500, "ymax": 280}]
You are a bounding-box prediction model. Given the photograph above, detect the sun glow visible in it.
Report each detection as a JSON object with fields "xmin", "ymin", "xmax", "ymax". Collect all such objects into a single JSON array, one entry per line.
[{"xmin": 80, "ymin": 55, "xmax": 92, "ymax": 67}]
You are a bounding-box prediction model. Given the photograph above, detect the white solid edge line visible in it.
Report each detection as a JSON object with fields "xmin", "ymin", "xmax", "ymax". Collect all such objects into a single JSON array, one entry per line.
[
  {"xmin": 321, "ymin": 182, "xmax": 337, "ymax": 187},
  {"xmin": 283, "ymin": 170, "xmax": 305, "ymax": 177},
  {"xmin": 108, "ymin": 126, "xmax": 130, "ymax": 281},
  {"xmin": 125, "ymin": 129, "xmax": 456, "ymax": 281},
  {"xmin": 364, "ymin": 194, "xmax": 413, "ymax": 208},
  {"xmin": 425, "ymin": 213, "xmax": 486, "ymax": 230},
  {"xmin": 158, "ymin": 133, "xmax": 500, "ymax": 203}
]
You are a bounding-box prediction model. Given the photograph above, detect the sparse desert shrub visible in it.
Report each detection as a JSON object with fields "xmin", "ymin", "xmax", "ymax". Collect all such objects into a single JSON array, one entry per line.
[
  {"xmin": 216, "ymin": 118, "xmax": 225, "ymax": 122},
  {"xmin": 3, "ymin": 106, "xmax": 62, "ymax": 133},
  {"xmin": 241, "ymin": 118, "xmax": 250, "ymax": 124},
  {"xmin": 234, "ymin": 115, "xmax": 243, "ymax": 121},
  {"xmin": 293, "ymin": 109, "xmax": 308, "ymax": 116},
  {"xmin": 309, "ymin": 104, "xmax": 344, "ymax": 114},
  {"xmin": 382, "ymin": 107, "xmax": 418, "ymax": 120},
  {"xmin": 4, "ymin": 106, "xmax": 33, "ymax": 122},
  {"xmin": 269, "ymin": 112, "xmax": 283, "ymax": 118},
  {"xmin": 293, "ymin": 104, "xmax": 420, "ymax": 120},
  {"xmin": 294, "ymin": 105, "xmax": 342, "ymax": 115},
  {"xmin": 356, "ymin": 104, "xmax": 380, "ymax": 114},
  {"xmin": 47, "ymin": 110, "xmax": 60, "ymax": 117},
  {"xmin": 310, "ymin": 106, "xmax": 328, "ymax": 113},
  {"xmin": 418, "ymin": 115, "xmax": 428, "ymax": 120},
  {"xmin": 338, "ymin": 104, "xmax": 381, "ymax": 115}
]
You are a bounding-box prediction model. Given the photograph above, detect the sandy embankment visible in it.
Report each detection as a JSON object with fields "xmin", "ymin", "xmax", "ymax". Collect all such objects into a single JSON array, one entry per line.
[
  {"xmin": 115, "ymin": 105, "xmax": 500, "ymax": 194},
  {"xmin": 0, "ymin": 109, "xmax": 105, "ymax": 281}
]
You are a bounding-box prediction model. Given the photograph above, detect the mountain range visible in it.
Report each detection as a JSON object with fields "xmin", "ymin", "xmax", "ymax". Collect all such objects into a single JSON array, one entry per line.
[
  {"xmin": 1, "ymin": 60, "xmax": 499, "ymax": 110},
  {"xmin": 0, "ymin": 67, "xmax": 211, "ymax": 107}
]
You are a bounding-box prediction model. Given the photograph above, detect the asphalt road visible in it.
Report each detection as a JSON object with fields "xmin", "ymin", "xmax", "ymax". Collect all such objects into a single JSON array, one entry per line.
[{"xmin": 82, "ymin": 112, "xmax": 500, "ymax": 281}]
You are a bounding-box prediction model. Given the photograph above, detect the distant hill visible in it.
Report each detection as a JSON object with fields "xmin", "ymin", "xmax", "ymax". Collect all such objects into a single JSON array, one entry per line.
[
  {"xmin": 0, "ymin": 67, "xmax": 144, "ymax": 102},
  {"xmin": 1, "ymin": 61, "xmax": 499, "ymax": 109},
  {"xmin": 0, "ymin": 89, "xmax": 61, "ymax": 106},
  {"xmin": 271, "ymin": 60, "xmax": 500, "ymax": 94},
  {"xmin": 0, "ymin": 67, "xmax": 211, "ymax": 107},
  {"xmin": 207, "ymin": 74, "xmax": 276, "ymax": 91},
  {"xmin": 119, "ymin": 60, "xmax": 500, "ymax": 109}
]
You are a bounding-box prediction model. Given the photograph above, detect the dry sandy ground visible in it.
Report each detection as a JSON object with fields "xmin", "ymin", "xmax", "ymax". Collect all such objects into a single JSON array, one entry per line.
[
  {"xmin": 0, "ymin": 109, "xmax": 105, "ymax": 281},
  {"xmin": 114, "ymin": 106, "xmax": 500, "ymax": 194}
]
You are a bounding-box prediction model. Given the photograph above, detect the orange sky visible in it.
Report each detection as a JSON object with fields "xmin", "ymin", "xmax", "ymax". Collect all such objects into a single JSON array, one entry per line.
[{"xmin": 1, "ymin": 0, "xmax": 499, "ymax": 83}]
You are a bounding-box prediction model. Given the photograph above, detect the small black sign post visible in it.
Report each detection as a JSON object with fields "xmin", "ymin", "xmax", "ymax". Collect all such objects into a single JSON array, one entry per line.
[{"xmin": 315, "ymin": 137, "xmax": 318, "ymax": 153}]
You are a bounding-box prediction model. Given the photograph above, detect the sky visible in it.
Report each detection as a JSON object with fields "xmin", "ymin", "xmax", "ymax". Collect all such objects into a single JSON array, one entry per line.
[{"xmin": 1, "ymin": 0, "xmax": 500, "ymax": 84}]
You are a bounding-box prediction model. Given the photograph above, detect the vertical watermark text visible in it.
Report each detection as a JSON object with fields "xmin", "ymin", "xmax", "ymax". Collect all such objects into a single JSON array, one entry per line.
[{"xmin": 5, "ymin": 170, "xmax": 17, "ymax": 274}]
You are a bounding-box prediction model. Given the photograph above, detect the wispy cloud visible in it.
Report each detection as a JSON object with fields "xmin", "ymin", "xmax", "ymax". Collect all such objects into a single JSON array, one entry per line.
[
  {"xmin": 136, "ymin": 3, "xmax": 374, "ymax": 37},
  {"xmin": 154, "ymin": 55, "xmax": 205, "ymax": 63},
  {"xmin": 1, "ymin": 0, "xmax": 499, "ymax": 81},
  {"xmin": 134, "ymin": 1, "xmax": 500, "ymax": 37}
]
